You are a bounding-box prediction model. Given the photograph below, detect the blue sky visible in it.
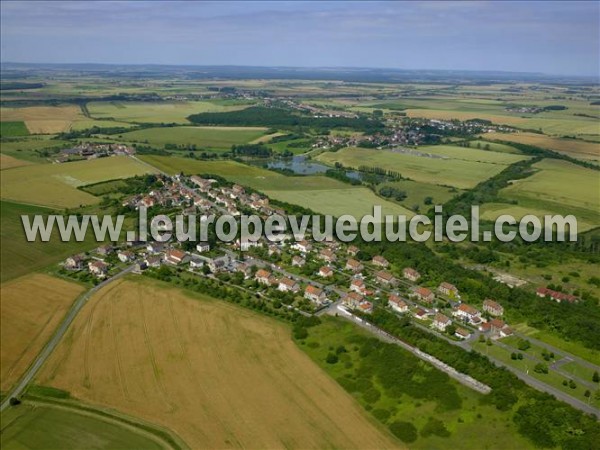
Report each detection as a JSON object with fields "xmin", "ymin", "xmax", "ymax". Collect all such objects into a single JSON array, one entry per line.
[{"xmin": 1, "ymin": 1, "xmax": 598, "ymax": 76}]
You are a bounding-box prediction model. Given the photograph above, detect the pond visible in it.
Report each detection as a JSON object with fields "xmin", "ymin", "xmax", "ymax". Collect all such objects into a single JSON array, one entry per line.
[{"xmin": 248, "ymin": 155, "xmax": 363, "ymax": 180}]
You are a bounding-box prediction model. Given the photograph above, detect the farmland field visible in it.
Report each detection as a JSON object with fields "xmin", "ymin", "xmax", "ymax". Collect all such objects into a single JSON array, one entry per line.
[
  {"xmin": 484, "ymin": 132, "xmax": 600, "ymax": 164},
  {"xmin": 1, "ymin": 274, "xmax": 84, "ymax": 392},
  {"xmin": 498, "ymin": 159, "xmax": 599, "ymax": 224},
  {"xmin": 1, "ymin": 154, "xmax": 32, "ymax": 170},
  {"xmin": 0, "ymin": 137, "xmax": 71, "ymax": 163},
  {"xmin": 0, "ymin": 201, "xmax": 99, "ymax": 282},
  {"xmin": 0, "ymin": 121, "xmax": 30, "ymax": 137},
  {"xmin": 0, "ymin": 156, "xmax": 154, "ymax": 208},
  {"xmin": 480, "ymin": 203, "xmax": 597, "ymax": 232},
  {"xmin": 0, "ymin": 105, "xmax": 86, "ymax": 134},
  {"xmin": 87, "ymin": 100, "xmax": 254, "ymax": 124},
  {"xmin": 37, "ymin": 278, "xmax": 400, "ymax": 449},
  {"xmin": 317, "ymin": 147, "xmax": 522, "ymax": 189},
  {"xmin": 1, "ymin": 403, "xmax": 166, "ymax": 450},
  {"xmin": 377, "ymin": 179, "xmax": 461, "ymax": 212},
  {"xmin": 116, "ymin": 126, "xmax": 268, "ymax": 150},
  {"xmin": 415, "ymin": 145, "xmax": 527, "ymax": 165},
  {"xmin": 264, "ymin": 187, "xmax": 414, "ymax": 219}
]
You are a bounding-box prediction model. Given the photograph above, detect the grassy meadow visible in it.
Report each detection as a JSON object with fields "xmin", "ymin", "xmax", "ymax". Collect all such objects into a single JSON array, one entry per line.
[
  {"xmin": 497, "ymin": 159, "xmax": 599, "ymax": 227},
  {"xmin": 116, "ymin": 126, "xmax": 268, "ymax": 150},
  {"xmin": 0, "ymin": 137, "xmax": 72, "ymax": 163},
  {"xmin": 37, "ymin": 278, "xmax": 400, "ymax": 449},
  {"xmin": 317, "ymin": 146, "xmax": 523, "ymax": 189},
  {"xmin": 0, "ymin": 201, "xmax": 100, "ymax": 282},
  {"xmin": 1, "ymin": 403, "xmax": 166, "ymax": 450},
  {"xmin": 0, "ymin": 121, "xmax": 30, "ymax": 137},
  {"xmin": 0, "ymin": 156, "xmax": 154, "ymax": 208}
]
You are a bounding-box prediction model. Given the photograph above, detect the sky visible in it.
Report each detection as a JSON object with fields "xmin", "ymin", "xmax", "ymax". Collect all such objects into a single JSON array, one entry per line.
[{"xmin": 1, "ymin": 1, "xmax": 598, "ymax": 76}]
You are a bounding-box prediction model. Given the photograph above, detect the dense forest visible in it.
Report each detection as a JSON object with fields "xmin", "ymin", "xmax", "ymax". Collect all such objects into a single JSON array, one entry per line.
[{"xmin": 187, "ymin": 106, "xmax": 384, "ymax": 132}]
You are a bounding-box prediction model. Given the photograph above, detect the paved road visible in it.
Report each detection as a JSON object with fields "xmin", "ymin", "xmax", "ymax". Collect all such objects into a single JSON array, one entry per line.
[{"xmin": 0, "ymin": 265, "xmax": 136, "ymax": 412}]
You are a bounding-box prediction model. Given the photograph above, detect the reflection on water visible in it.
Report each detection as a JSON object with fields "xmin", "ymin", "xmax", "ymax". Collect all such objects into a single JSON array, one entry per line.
[{"xmin": 248, "ymin": 155, "xmax": 363, "ymax": 180}]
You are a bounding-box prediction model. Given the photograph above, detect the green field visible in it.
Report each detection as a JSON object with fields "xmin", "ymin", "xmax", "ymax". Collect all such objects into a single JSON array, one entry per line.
[
  {"xmin": 0, "ymin": 156, "xmax": 154, "ymax": 208},
  {"xmin": 115, "ymin": 126, "xmax": 268, "ymax": 150},
  {"xmin": 0, "ymin": 201, "xmax": 98, "ymax": 282},
  {"xmin": 264, "ymin": 187, "xmax": 414, "ymax": 219},
  {"xmin": 0, "ymin": 121, "xmax": 30, "ymax": 137},
  {"xmin": 378, "ymin": 179, "xmax": 461, "ymax": 212},
  {"xmin": 1, "ymin": 403, "xmax": 167, "ymax": 450},
  {"xmin": 461, "ymin": 140, "xmax": 521, "ymax": 154},
  {"xmin": 317, "ymin": 146, "xmax": 523, "ymax": 189},
  {"xmin": 299, "ymin": 317, "xmax": 534, "ymax": 450},
  {"xmin": 496, "ymin": 159, "xmax": 599, "ymax": 228},
  {"xmin": 0, "ymin": 138, "xmax": 71, "ymax": 163},
  {"xmin": 88, "ymin": 100, "xmax": 254, "ymax": 124}
]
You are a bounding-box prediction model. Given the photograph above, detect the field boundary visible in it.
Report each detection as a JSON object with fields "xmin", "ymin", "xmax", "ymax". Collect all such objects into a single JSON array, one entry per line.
[{"xmin": 21, "ymin": 394, "xmax": 189, "ymax": 450}]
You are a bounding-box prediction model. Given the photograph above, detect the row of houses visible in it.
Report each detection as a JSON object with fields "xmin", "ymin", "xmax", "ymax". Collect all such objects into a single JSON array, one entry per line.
[{"xmin": 255, "ymin": 269, "xmax": 328, "ymax": 305}]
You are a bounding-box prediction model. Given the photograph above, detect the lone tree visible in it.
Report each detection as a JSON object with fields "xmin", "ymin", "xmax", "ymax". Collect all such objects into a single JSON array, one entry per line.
[{"xmin": 593, "ymin": 370, "xmax": 599, "ymax": 383}]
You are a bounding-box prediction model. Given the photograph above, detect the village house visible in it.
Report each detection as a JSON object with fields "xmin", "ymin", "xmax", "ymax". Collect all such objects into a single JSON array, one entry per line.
[
  {"xmin": 88, "ymin": 260, "xmax": 109, "ymax": 277},
  {"xmin": 432, "ymin": 313, "xmax": 452, "ymax": 332},
  {"xmin": 319, "ymin": 248, "xmax": 337, "ymax": 263},
  {"xmin": 453, "ymin": 303, "xmax": 481, "ymax": 324},
  {"xmin": 372, "ymin": 255, "xmax": 389, "ymax": 268},
  {"xmin": 195, "ymin": 242, "xmax": 210, "ymax": 253},
  {"xmin": 345, "ymin": 259, "xmax": 364, "ymax": 273},
  {"xmin": 347, "ymin": 245, "xmax": 360, "ymax": 256},
  {"xmin": 141, "ymin": 196, "xmax": 155, "ymax": 208},
  {"xmin": 234, "ymin": 262, "xmax": 253, "ymax": 278},
  {"xmin": 117, "ymin": 250, "xmax": 134, "ymax": 263},
  {"xmin": 489, "ymin": 318, "xmax": 513, "ymax": 337},
  {"xmin": 147, "ymin": 242, "xmax": 165, "ymax": 254},
  {"xmin": 65, "ymin": 254, "xmax": 85, "ymax": 270},
  {"xmin": 358, "ymin": 301, "xmax": 373, "ymax": 314},
  {"xmin": 388, "ymin": 294, "xmax": 408, "ymax": 313},
  {"xmin": 343, "ymin": 292, "xmax": 364, "ymax": 309},
  {"xmin": 455, "ymin": 327, "xmax": 471, "ymax": 339},
  {"xmin": 268, "ymin": 245, "xmax": 281, "ymax": 257},
  {"xmin": 319, "ymin": 266, "xmax": 333, "ymax": 278},
  {"xmin": 189, "ymin": 255, "xmax": 204, "ymax": 269},
  {"xmin": 376, "ymin": 270, "xmax": 397, "ymax": 286},
  {"xmin": 291, "ymin": 256, "xmax": 305, "ymax": 267},
  {"xmin": 304, "ymin": 285, "xmax": 326, "ymax": 304},
  {"xmin": 438, "ymin": 282, "xmax": 459, "ymax": 298},
  {"xmin": 414, "ymin": 308, "xmax": 428, "ymax": 320},
  {"xmin": 293, "ymin": 240, "xmax": 313, "ymax": 253},
  {"xmin": 256, "ymin": 269, "xmax": 274, "ymax": 286},
  {"xmin": 403, "ymin": 267, "xmax": 421, "ymax": 282},
  {"xmin": 207, "ymin": 255, "xmax": 229, "ymax": 272},
  {"xmin": 145, "ymin": 255, "xmax": 162, "ymax": 268},
  {"xmin": 536, "ymin": 287, "xmax": 578, "ymax": 303},
  {"xmin": 483, "ymin": 299, "xmax": 504, "ymax": 316},
  {"xmin": 350, "ymin": 278, "xmax": 367, "ymax": 295},
  {"xmin": 411, "ymin": 286, "xmax": 435, "ymax": 304},
  {"xmin": 96, "ymin": 244, "xmax": 114, "ymax": 256},
  {"xmin": 278, "ymin": 277, "xmax": 300, "ymax": 293},
  {"xmin": 165, "ymin": 249, "xmax": 188, "ymax": 266}
]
